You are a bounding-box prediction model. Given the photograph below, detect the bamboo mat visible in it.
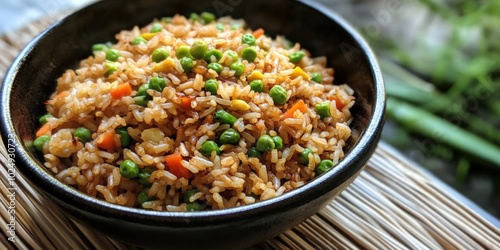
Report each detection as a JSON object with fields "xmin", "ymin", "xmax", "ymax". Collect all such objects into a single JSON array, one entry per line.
[{"xmin": 1, "ymin": 12, "xmax": 500, "ymax": 250}]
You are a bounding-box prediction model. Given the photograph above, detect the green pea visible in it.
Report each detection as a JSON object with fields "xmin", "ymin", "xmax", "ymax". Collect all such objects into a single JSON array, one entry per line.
[
  {"xmin": 208, "ymin": 62, "xmax": 223, "ymax": 74},
  {"xmin": 133, "ymin": 95, "xmax": 151, "ymax": 107},
  {"xmin": 161, "ymin": 17, "xmax": 172, "ymax": 23},
  {"xmin": 315, "ymin": 159, "xmax": 334, "ymax": 175},
  {"xmin": 149, "ymin": 76, "xmax": 166, "ymax": 92},
  {"xmin": 116, "ymin": 127, "xmax": 132, "ymax": 147},
  {"xmin": 92, "ymin": 43, "xmax": 107, "ymax": 52},
  {"xmin": 105, "ymin": 49, "xmax": 120, "ymax": 62},
  {"xmin": 180, "ymin": 57, "xmax": 194, "ymax": 73},
  {"xmin": 190, "ymin": 40, "xmax": 208, "ymax": 59},
  {"xmin": 315, "ymin": 102, "xmax": 331, "ymax": 119},
  {"xmin": 186, "ymin": 202, "xmax": 205, "ymax": 211},
  {"xmin": 120, "ymin": 159, "xmax": 140, "ymax": 179},
  {"xmin": 199, "ymin": 140, "xmax": 221, "ymax": 157},
  {"xmin": 256, "ymin": 135, "xmax": 275, "ymax": 153},
  {"xmin": 289, "ymin": 51, "xmax": 305, "ymax": 64},
  {"xmin": 184, "ymin": 188, "xmax": 199, "ymax": 203},
  {"xmin": 138, "ymin": 167, "xmax": 154, "ymax": 186},
  {"xmin": 272, "ymin": 136, "xmax": 283, "ymax": 150},
  {"xmin": 241, "ymin": 47, "xmax": 257, "ymax": 62},
  {"xmin": 241, "ymin": 34, "xmax": 256, "ymax": 46},
  {"xmin": 219, "ymin": 128, "xmax": 240, "ymax": 145},
  {"xmin": 216, "ymin": 23, "xmax": 224, "ymax": 31},
  {"xmin": 150, "ymin": 23, "xmax": 163, "ymax": 33},
  {"xmin": 176, "ymin": 46, "xmax": 192, "ymax": 59},
  {"xmin": 204, "ymin": 79, "xmax": 219, "ymax": 95},
  {"xmin": 189, "ymin": 13, "xmax": 200, "ymax": 22},
  {"xmin": 269, "ymin": 85, "xmax": 288, "ymax": 105},
  {"xmin": 132, "ymin": 36, "xmax": 148, "ymax": 45},
  {"xmin": 74, "ymin": 127, "xmax": 92, "ymax": 143},
  {"xmin": 311, "ymin": 72, "xmax": 322, "ymax": 83},
  {"xmin": 136, "ymin": 83, "xmax": 150, "ymax": 96},
  {"xmin": 214, "ymin": 110, "xmax": 237, "ymax": 126},
  {"xmin": 204, "ymin": 49, "xmax": 223, "ymax": 63},
  {"xmin": 249, "ymin": 80, "xmax": 264, "ymax": 93},
  {"xmin": 247, "ymin": 147, "xmax": 262, "ymax": 159},
  {"xmin": 152, "ymin": 47, "xmax": 169, "ymax": 63},
  {"xmin": 223, "ymin": 50, "xmax": 238, "ymax": 64},
  {"xmin": 201, "ymin": 12, "xmax": 216, "ymax": 24},
  {"xmin": 39, "ymin": 113, "xmax": 52, "ymax": 125},
  {"xmin": 105, "ymin": 61, "xmax": 118, "ymax": 76},
  {"xmin": 137, "ymin": 189, "xmax": 154, "ymax": 206},
  {"xmin": 33, "ymin": 135, "xmax": 50, "ymax": 152},
  {"xmin": 299, "ymin": 148, "xmax": 313, "ymax": 165},
  {"xmin": 230, "ymin": 62, "xmax": 245, "ymax": 76}
]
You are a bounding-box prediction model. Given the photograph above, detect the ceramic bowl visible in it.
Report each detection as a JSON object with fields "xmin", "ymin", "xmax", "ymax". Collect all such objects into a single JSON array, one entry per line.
[{"xmin": 0, "ymin": 0, "xmax": 384, "ymax": 249}]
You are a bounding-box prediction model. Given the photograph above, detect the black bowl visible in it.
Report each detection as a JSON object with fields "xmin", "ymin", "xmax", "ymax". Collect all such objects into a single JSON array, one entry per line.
[{"xmin": 0, "ymin": 0, "xmax": 384, "ymax": 249}]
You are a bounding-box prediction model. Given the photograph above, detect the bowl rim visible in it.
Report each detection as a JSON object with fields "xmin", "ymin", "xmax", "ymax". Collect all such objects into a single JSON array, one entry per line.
[{"xmin": 0, "ymin": 0, "xmax": 385, "ymax": 224}]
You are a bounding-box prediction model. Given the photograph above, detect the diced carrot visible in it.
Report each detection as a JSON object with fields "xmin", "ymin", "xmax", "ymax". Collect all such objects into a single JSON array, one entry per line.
[
  {"xmin": 329, "ymin": 95, "xmax": 346, "ymax": 110},
  {"xmin": 110, "ymin": 83, "xmax": 132, "ymax": 99},
  {"xmin": 180, "ymin": 96, "xmax": 193, "ymax": 109},
  {"xmin": 253, "ymin": 28, "xmax": 265, "ymax": 38},
  {"xmin": 96, "ymin": 131, "xmax": 116, "ymax": 152},
  {"xmin": 165, "ymin": 152, "xmax": 192, "ymax": 179},
  {"xmin": 280, "ymin": 99, "xmax": 307, "ymax": 120},
  {"xmin": 36, "ymin": 123, "xmax": 52, "ymax": 137}
]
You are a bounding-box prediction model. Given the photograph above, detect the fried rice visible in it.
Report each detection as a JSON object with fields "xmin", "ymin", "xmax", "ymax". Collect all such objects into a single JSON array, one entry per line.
[{"xmin": 34, "ymin": 13, "xmax": 355, "ymax": 211}]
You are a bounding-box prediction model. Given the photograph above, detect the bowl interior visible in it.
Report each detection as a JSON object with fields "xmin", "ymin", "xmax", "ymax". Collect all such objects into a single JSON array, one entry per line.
[{"xmin": 1, "ymin": 0, "xmax": 384, "ymax": 222}]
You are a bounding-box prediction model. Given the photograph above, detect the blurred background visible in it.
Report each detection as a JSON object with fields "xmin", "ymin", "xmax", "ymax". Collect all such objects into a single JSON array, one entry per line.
[{"xmin": 1, "ymin": 0, "xmax": 498, "ymax": 217}]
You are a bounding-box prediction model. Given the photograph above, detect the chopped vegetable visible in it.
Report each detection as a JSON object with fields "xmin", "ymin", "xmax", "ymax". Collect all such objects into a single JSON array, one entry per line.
[
  {"xmin": 190, "ymin": 40, "xmax": 208, "ymax": 59},
  {"xmin": 133, "ymin": 96, "xmax": 150, "ymax": 107},
  {"xmin": 269, "ymin": 85, "xmax": 288, "ymax": 105},
  {"xmin": 289, "ymin": 51, "xmax": 304, "ymax": 63},
  {"xmin": 74, "ymin": 127, "xmax": 92, "ymax": 143},
  {"xmin": 290, "ymin": 67, "xmax": 310, "ymax": 80},
  {"xmin": 92, "ymin": 43, "xmax": 107, "ymax": 52},
  {"xmin": 252, "ymin": 28, "xmax": 265, "ymax": 38},
  {"xmin": 311, "ymin": 72, "xmax": 322, "ymax": 83},
  {"xmin": 165, "ymin": 152, "xmax": 192, "ymax": 179},
  {"xmin": 204, "ymin": 49, "xmax": 223, "ymax": 63},
  {"xmin": 247, "ymin": 71, "xmax": 263, "ymax": 82},
  {"xmin": 256, "ymin": 135, "xmax": 275, "ymax": 152},
  {"xmin": 120, "ymin": 159, "xmax": 140, "ymax": 179},
  {"xmin": 36, "ymin": 123, "xmax": 52, "ymax": 137},
  {"xmin": 299, "ymin": 148, "xmax": 313, "ymax": 165},
  {"xmin": 216, "ymin": 23, "xmax": 224, "ymax": 31},
  {"xmin": 315, "ymin": 102, "xmax": 331, "ymax": 119},
  {"xmin": 180, "ymin": 57, "xmax": 194, "ymax": 73},
  {"xmin": 272, "ymin": 136, "xmax": 283, "ymax": 150},
  {"xmin": 136, "ymin": 83, "xmax": 150, "ymax": 96},
  {"xmin": 201, "ymin": 12, "xmax": 216, "ymax": 24},
  {"xmin": 116, "ymin": 127, "xmax": 132, "ymax": 147},
  {"xmin": 230, "ymin": 62, "xmax": 245, "ymax": 76},
  {"xmin": 140, "ymin": 33, "xmax": 156, "ymax": 40},
  {"xmin": 199, "ymin": 140, "xmax": 221, "ymax": 157},
  {"xmin": 149, "ymin": 76, "xmax": 166, "ymax": 92},
  {"xmin": 33, "ymin": 135, "xmax": 50, "ymax": 152},
  {"xmin": 152, "ymin": 47, "xmax": 169, "ymax": 63},
  {"xmin": 241, "ymin": 47, "xmax": 257, "ymax": 62},
  {"xmin": 110, "ymin": 83, "xmax": 133, "ymax": 99},
  {"xmin": 214, "ymin": 110, "xmax": 237, "ymax": 125},
  {"xmin": 219, "ymin": 128, "xmax": 241, "ymax": 145},
  {"xmin": 315, "ymin": 159, "xmax": 334, "ymax": 175},
  {"xmin": 249, "ymin": 80, "xmax": 264, "ymax": 93},
  {"xmin": 207, "ymin": 62, "xmax": 223, "ymax": 74},
  {"xmin": 222, "ymin": 50, "xmax": 238, "ymax": 64},
  {"xmin": 150, "ymin": 23, "xmax": 162, "ymax": 33},
  {"xmin": 230, "ymin": 99, "xmax": 250, "ymax": 111},
  {"xmin": 186, "ymin": 202, "xmax": 205, "ymax": 211},
  {"xmin": 180, "ymin": 96, "xmax": 193, "ymax": 109},
  {"xmin": 138, "ymin": 167, "xmax": 154, "ymax": 186},
  {"xmin": 204, "ymin": 79, "xmax": 219, "ymax": 95},
  {"xmin": 184, "ymin": 188, "xmax": 199, "ymax": 203},
  {"xmin": 247, "ymin": 147, "xmax": 262, "ymax": 159},
  {"xmin": 96, "ymin": 131, "xmax": 116, "ymax": 152},
  {"xmin": 132, "ymin": 36, "xmax": 148, "ymax": 45},
  {"xmin": 39, "ymin": 113, "xmax": 52, "ymax": 125},
  {"xmin": 137, "ymin": 189, "xmax": 154, "ymax": 206},
  {"xmin": 104, "ymin": 61, "xmax": 118, "ymax": 76},
  {"xmin": 176, "ymin": 46, "xmax": 192, "ymax": 59},
  {"xmin": 329, "ymin": 95, "xmax": 346, "ymax": 110},
  {"xmin": 241, "ymin": 34, "xmax": 256, "ymax": 46},
  {"xmin": 106, "ymin": 49, "xmax": 120, "ymax": 62},
  {"xmin": 161, "ymin": 17, "xmax": 172, "ymax": 23},
  {"xmin": 281, "ymin": 99, "xmax": 307, "ymax": 120}
]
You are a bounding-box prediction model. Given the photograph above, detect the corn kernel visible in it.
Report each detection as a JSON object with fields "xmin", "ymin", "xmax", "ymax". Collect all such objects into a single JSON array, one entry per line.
[
  {"xmin": 141, "ymin": 33, "xmax": 156, "ymax": 40},
  {"xmin": 290, "ymin": 67, "xmax": 310, "ymax": 81},
  {"xmin": 247, "ymin": 70, "xmax": 263, "ymax": 82},
  {"xmin": 152, "ymin": 58, "xmax": 175, "ymax": 73},
  {"xmin": 230, "ymin": 99, "xmax": 250, "ymax": 111}
]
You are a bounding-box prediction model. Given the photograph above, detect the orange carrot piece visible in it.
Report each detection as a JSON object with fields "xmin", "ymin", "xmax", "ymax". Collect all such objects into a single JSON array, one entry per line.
[
  {"xmin": 165, "ymin": 152, "xmax": 192, "ymax": 179},
  {"xmin": 253, "ymin": 28, "xmax": 265, "ymax": 38},
  {"xmin": 180, "ymin": 96, "xmax": 193, "ymax": 109},
  {"xmin": 96, "ymin": 131, "xmax": 116, "ymax": 152},
  {"xmin": 36, "ymin": 123, "xmax": 52, "ymax": 137},
  {"xmin": 329, "ymin": 95, "xmax": 346, "ymax": 110},
  {"xmin": 280, "ymin": 99, "xmax": 307, "ymax": 120},
  {"xmin": 110, "ymin": 83, "xmax": 133, "ymax": 99}
]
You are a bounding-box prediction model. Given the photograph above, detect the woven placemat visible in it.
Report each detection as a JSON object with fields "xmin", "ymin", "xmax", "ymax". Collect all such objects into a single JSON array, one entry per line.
[{"xmin": 1, "ymin": 11, "xmax": 500, "ymax": 250}]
